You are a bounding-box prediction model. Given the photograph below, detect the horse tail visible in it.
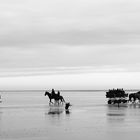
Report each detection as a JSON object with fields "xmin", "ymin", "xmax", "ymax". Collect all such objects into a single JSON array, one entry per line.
[
  {"xmin": 63, "ymin": 98, "xmax": 65, "ymax": 102},
  {"xmin": 59, "ymin": 96, "xmax": 65, "ymax": 103},
  {"xmin": 62, "ymin": 96, "xmax": 65, "ymax": 102}
]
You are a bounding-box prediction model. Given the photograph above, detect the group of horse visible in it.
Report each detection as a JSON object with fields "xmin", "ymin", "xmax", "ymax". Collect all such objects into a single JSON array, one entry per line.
[
  {"xmin": 44, "ymin": 90, "xmax": 65, "ymax": 104},
  {"xmin": 129, "ymin": 91, "xmax": 140, "ymax": 103},
  {"xmin": 108, "ymin": 91, "xmax": 140, "ymax": 105}
]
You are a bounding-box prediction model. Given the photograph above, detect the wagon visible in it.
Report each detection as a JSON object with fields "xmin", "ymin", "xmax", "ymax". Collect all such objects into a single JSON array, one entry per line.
[{"xmin": 106, "ymin": 89, "xmax": 128, "ymax": 107}]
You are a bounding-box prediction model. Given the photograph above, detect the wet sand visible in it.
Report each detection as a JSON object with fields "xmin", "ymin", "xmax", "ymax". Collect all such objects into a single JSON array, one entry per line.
[{"xmin": 0, "ymin": 91, "xmax": 140, "ymax": 140}]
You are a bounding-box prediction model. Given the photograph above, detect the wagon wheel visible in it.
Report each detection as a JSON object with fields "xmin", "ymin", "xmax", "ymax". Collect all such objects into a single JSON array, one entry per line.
[{"xmin": 108, "ymin": 100, "xmax": 112, "ymax": 104}]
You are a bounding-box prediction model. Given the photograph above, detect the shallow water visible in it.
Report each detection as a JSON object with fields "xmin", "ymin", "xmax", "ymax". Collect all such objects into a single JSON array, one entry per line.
[{"xmin": 0, "ymin": 91, "xmax": 140, "ymax": 140}]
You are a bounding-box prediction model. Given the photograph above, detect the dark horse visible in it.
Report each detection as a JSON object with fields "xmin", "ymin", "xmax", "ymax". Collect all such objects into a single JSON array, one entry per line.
[
  {"xmin": 44, "ymin": 91, "xmax": 65, "ymax": 104},
  {"xmin": 129, "ymin": 92, "xmax": 140, "ymax": 103}
]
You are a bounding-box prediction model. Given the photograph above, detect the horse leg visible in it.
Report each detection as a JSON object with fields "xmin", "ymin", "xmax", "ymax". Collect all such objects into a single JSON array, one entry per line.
[
  {"xmin": 54, "ymin": 99, "xmax": 59, "ymax": 105},
  {"xmin": 62, "ymin": 97, "xmax": 65, "ymax": 103},
  {"xmin": 138, "ymin": 98, "xmax": 140, "ymax": 104},
  {"xmin": 60, "ymin": 97, "xmax": 65, "ymax": 104},
  {"xmin": 133, "ymin": 97, "xmax": 136, "ymax": 103},
  {"xmin": 59, "ymin": 98, "xmax": 63, "ymax": 104},
  {"xmin": 55, "ymin": 100, "xmax": 58, "ymax": 105},
  {"xmin": 129, "ymin": 97, "xmax": 131, "ymax": 102},
  {"xmin": 49, "ymin": 99, "xmax": 53, "ymax": 104},
  {"xmin": 59, "ymin": 99, "xmax": 62, "ymax": 104},
  {"xmin": 129, "ymin": 95, "xmax": 132, "ymax": 103},
  {"xmin": 59, "ymin": 98, "xmax": 64, "ymax": 104},
  {"xmin": 58, "ymin": 99, "xmax": 60, "ymax": 105},
  {"xmin": 137, "ymin": 96, "xmax": 140, "ymax": 104}
]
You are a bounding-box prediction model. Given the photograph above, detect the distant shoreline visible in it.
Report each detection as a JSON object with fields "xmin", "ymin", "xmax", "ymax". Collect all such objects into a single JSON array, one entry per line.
[{"xmin": 0, "ymin": 89, "xmax": 140, "ymax": 92}]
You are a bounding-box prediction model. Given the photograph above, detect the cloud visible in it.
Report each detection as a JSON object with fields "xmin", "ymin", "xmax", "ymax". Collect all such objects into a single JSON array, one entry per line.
[
  {"xmin": 0, "ymin": 45, "xmax": 140, "ymax": 76},
  {"xmin": 0, "ymin": 0, "xmax": 140, "ymax": 77},
  {"xmin": 0, "ymin": 0, "xmax": 140, "ymax": 46},
  {"xmin": 0, "ymin": 65, "xmax": 128, "ymax": 77}
]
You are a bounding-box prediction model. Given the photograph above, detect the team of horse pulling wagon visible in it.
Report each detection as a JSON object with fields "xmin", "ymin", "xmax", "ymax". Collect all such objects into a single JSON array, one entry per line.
[{"xmin": 106, "ymin": 88, "xmax": 140, "ymax": 107}]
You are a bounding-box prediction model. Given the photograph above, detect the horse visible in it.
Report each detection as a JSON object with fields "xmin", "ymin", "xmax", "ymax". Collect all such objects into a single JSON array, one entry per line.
[
  {"xmin": 44, "ymin": 91, "xmax": 65, "ymax": 104},
  {"xmin": 129, "ymin": 92, "xmax": 140, "ymax": 103}
]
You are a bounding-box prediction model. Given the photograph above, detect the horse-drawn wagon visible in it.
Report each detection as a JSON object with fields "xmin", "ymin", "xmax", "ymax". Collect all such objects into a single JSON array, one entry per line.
[{"xmin": 106, "ymin": 89, "xmax": 128, "ymax": 107}]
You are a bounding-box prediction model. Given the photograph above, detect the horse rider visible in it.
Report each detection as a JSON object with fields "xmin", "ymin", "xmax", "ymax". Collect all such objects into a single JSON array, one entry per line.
[
  {"xmin": 57, "ymin": 91, "xmax": 60, "ymax": 97},
  {"xmin": 51, "ymin": 89, "xmax": 56, "ymax": 96}
]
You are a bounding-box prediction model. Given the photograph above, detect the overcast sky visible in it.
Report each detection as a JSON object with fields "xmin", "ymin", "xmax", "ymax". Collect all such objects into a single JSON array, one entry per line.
[{"xmin": 0, "ymin": 0, "xmax": 140, "ymax": 89}]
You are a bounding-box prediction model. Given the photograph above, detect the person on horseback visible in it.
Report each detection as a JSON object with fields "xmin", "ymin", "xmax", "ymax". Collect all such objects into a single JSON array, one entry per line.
[
  {"xmin": 57, "ymin": 91, "xmax": 60, "ymax": 97},
  {"xmin": 51, "ymin": 89, "xmax": 56, "ymax": 96},
  {"xmin": 45, "ymin": 89, "xmax": 65, "ymax": 104}
]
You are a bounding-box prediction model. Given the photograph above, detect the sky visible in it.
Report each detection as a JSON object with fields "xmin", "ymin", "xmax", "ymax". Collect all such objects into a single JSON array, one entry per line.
[{"xmin": 0, "ymin": 0, "xmax": 140, "ymax": 90}]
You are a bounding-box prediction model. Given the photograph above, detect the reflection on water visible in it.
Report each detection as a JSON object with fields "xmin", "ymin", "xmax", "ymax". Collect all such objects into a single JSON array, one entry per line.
[
  {"xmin": 129, "ymin": 102, "xmax": 140, "ymax": 108},
  {"xmin": 106, "ymin": 106, "xmax": 127, "ymax": 123},
  {"xmin": 46, "ymin": 103, "xmax": 72, "ymax": 115},
  {"xmin": 107, "ymin": 105, "xmax": 127, "ymax": 116},
  {"xmin": 105, "ymin": 103, "xmax": 140, "ymax": 140},
  {"xmin": 47, "ymin": 107, "xmax": 71, "ymax": 115},
  {"xmin": 107, "ymin": 113, "xmax": 125, "ymax": 116},
  {"xmin": 48, "ymin": 107, "xmax": 64, "ymax": 115},
  {"xmin": 106, "ymin": 103, "xmax": 140, "ymax": 128},
  {"xmin": 44, "ymin": 107, "xmax": 71, "ymax": 128}
]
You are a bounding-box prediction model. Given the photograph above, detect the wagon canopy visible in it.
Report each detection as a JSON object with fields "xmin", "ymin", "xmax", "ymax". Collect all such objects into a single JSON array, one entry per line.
[{"xmin": 106, "ymin": 89, "xmax": 128, "ymax": 98}]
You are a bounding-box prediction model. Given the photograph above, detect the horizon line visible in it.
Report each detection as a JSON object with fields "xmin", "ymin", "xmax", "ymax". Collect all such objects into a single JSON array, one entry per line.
[{"xmin": 0, "ymin": 89, "xmax": 140, "ymax": 92}]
